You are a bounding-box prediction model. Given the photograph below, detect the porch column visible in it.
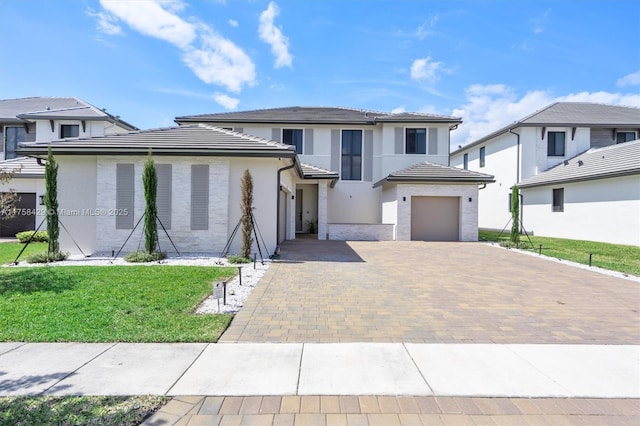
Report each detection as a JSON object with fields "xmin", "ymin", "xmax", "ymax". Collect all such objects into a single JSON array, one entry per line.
[{"xmin": 317, "ymin": 180, "xmax": 328, "ymax": 240}]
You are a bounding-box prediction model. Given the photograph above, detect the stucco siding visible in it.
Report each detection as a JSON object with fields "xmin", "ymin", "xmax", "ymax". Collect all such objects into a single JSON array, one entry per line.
[
  {"xmin": 328, "ymin": 181, "xmax": 381, "ymax": 224},
  {"xmin": 522, "ymin": 175, "xmax": 640, "ymax": 246}
]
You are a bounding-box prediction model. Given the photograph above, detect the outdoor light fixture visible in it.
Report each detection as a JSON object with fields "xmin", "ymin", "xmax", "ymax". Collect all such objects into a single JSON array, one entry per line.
[
  {"xmin": 39, "ymin": 195, "xmax": 45, "ymax": 205},
  {"xmin": 468, "ymin": 197, "xmax": 472, "ymax": 202},
  {"xmin": 403, "ymin": 196, "xmax": 406, "ymax": 201}
]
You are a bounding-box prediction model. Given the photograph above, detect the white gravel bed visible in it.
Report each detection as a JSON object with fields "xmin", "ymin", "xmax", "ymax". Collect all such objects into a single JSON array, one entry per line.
[{"xmin": 5, "ymin": 252, "xmax": 271, "ymax": 314}]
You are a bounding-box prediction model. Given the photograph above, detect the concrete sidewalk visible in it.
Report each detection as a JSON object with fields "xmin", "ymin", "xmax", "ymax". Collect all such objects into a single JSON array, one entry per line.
[{"xmin": 1, "ymin": 342, "xmax": 638, "ymax": 398}]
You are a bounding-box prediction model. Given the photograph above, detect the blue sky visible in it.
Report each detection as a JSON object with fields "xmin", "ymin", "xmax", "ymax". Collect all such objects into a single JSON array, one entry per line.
[{"xmin": 2, "ymin": 0, "xmax": 639, "ymax": 146}]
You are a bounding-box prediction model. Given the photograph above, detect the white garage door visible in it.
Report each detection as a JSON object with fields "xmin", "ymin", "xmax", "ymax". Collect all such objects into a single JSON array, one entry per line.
[{"xmin": 411, "ymin": 196, "xmax": 460, "ymax": 241}]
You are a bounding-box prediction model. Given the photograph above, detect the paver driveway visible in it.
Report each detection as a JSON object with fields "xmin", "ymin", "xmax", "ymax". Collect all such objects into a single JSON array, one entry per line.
[{"xmin": 221, "ymin": 240, "xmax": 640, "ymax": 344}]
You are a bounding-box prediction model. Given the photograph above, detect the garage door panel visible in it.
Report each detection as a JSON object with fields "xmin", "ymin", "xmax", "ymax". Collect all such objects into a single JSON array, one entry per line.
[
  {"xmin": 0, "ymin": 192, "xmax": 37, "ymax": 237},
  {"xmin": 411, "ymin": 196, "xmax": 459, "ymax": 241}
]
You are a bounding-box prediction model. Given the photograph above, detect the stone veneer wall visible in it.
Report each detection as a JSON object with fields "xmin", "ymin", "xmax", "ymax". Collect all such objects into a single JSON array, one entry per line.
[{"xmin": 328, "ymin": 223, "xmax": 395, "ymax": 241}]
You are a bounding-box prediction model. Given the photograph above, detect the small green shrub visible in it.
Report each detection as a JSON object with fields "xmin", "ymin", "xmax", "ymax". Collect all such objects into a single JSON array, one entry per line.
[
  {"xmin": 25, "ymin": 251, "xmax": 69, "ymax": 263},
  {"xmin": 124, "ymin": 250, "xmax": 166, "ymax": 263},
  {"xmin": 500, "ymin": 240, "xmax": 531, "ymax": 250},
  {"xmin": 227, "ymin": 254, "xmax": 251, "ymax": 264},
  {"xmin": 16, "ymin": 230, "xmax": 49, "ymax": 243}
]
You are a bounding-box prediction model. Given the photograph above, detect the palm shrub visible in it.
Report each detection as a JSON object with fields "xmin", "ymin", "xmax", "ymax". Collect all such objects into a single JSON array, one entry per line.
[
  {"xmin": 240, "ymin": 169, "xmax": 253, "ymax": 258},
  {"xmin": 510, "ymin": 185, "xmax": 520, "ymax": 246},
  {"xmin": 142, "ymin": 150, "xmax": 158, "ymax": 254},
  {"xmin": 45, "ymin": 147, "xmax": 60, "ymax": 254}
]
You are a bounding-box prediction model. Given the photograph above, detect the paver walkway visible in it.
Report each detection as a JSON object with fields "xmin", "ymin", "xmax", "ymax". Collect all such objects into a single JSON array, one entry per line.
[{"xmin": 222, "ymin": 240, "xmax": 639, "ymax": 344}]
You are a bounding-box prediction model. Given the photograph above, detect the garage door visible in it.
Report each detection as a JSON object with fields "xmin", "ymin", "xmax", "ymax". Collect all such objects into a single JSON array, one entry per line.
[
  {"xmin": 0, "ymin": 192, "xmax": 37, "ymax": 238},
  {"xmin": 411, "ymin": 196, "xmax": 460, "ymax": 241}
]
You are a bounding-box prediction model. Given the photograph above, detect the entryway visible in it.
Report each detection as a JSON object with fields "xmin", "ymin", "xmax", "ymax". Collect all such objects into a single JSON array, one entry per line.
[{"xmin": 294, "ymin": 184, "xmax": 318, "ymax": 235}]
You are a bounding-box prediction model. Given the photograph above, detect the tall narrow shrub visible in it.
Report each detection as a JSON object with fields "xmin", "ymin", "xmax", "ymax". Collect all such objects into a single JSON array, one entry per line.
[
  {"xmin": 510, "ymin": 185, "xmax": 520, "ymax": 246},
  {"xmin": 45, "ymin": 147, "xmax": 59, "ymax": 254},
  {"xmin": 240, "ymin": 169, "xmax": 253, "ymax": 258},
  {"xmin": 143, "ymin": 150, "xmax": 158, "ymax": 254}
]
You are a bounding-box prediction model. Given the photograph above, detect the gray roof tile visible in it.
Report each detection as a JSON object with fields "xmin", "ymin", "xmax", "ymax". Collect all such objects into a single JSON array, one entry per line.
[
  {"xmin": 300, "ymin": 162, "xmax": 338, "ymax": 179},
  {"xmin": 518, "ymin": 139, "xmax": 640, "ymax": 188},
  {"xmin": 176, "ymin": 106, "xmax": 461, "ymax": 125},
  {"xmin": 0, "ymin": 157, "xmax": 44, "ymax": 178},
  {"xmin": 373, "ymin": 161, "xmax": 494, "ymax": 188}
]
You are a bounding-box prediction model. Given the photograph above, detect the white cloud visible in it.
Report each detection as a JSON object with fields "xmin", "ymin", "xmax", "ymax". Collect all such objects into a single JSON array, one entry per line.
[
  {"xmin": 100, "ymin": 0, "xmax": 196, "ymax": 48},
  {"xmin": 95, "ymin": 0, "xmax": 256, "ymax": 94},
  {"xmin": 450, "ymin": 84, "xmax": 640, "ymax": 147},
  {"xmin": 183, "ymin": 32, "xmax": 256, "ymax": 93},
  {"xmin": 415, "ymin": 15, "xmax": 438, "ymax": 40},
  {"xmin": 410, "ymin": 56, "xmax": 445, "ymax": 82},
  {"xmin": 259, "ymin": 2, "xmax": 293, "ymax": 68},
  {"xmin": 213, "ymin": 93, "xmax": 240, "ymax": 109},
  {"xmin": 531, "ymin": 9, "xmax": 551, "ymax": 34},
  {"xmin": 617, "ymin": 70, "xmax": 640, "ymax": 87},
  {"xmin": 391, "ymin": 107, "xmax": 406, "ymax": 114},
  {"xmin": 86, "ymin": 8, "xmax": 123, "ymax": 36},
  {"xmin": 228, "ymin": 19, "xmax": 239, "ymax": 28}
]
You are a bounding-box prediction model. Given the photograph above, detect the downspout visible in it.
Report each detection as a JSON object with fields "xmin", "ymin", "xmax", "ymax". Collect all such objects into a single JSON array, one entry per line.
[
  {"xmin": 275, "ymin": 159, "xmax": 296, "ymax": 256},
  {"xmin": 508, "ymin": 129, "xmax": 523, "ymax": 233}
]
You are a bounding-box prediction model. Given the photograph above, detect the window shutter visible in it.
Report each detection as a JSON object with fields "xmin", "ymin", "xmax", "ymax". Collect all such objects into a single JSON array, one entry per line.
[
  {"xmin": 272, "ymin": 128, "xmax": 281, "ymax": 142},
  {"xmin": 116, "ymin": 164, "xmax": 134, "ymax": 229},
  {"xmin": 191, "ymin": 165, "xmax": 209, "ymax": 230},
  {"xmin": 363, "ymin": 130, "xmax": 373, "ymax": 181},
  {"xmin": 428, "ymin": 128, "xmax": 438, "ymax": 155},
  {"xmin": 155, "ymin": 164, "xmax": 172, "ymax": 230},
  {"xmin": 233, "ymin": 127, "xmax": 243, "ymax": 133},
  {"xmin": 304, "ymin": 128, "xmax": 314, "ymax": 155},
  {"xmin": 331, "ymin": 129, "xmax": 340, "ymax": 172},
  {"xmin": 394, "ymin": 127, "xmax": 404, "ymax": 154}
]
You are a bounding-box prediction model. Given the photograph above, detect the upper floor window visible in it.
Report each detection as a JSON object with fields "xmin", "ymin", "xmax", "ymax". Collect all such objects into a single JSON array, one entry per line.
[
  {"xmin": 463, "ymin": 153, "xmax": 469, "ymax": 170},
  {"xmin": 60, "ymin": 124, "xmax": 79, "ymax": 138},
  {"xmin": 616, "ymin": 131, "xmax": 636, "ymax": 144},
  {"xmin": 547, "ymin": 131, "xmax": 565, "ymax": 156},
  {"xmin": 282, "ymin": 129, "xmax": 303, "ymax": 154},
  {"xmin": 405, "ymin": 128, "xmax": 426, "ymax": 154},
  {"xmin": 479, "ymin": 147, "xmax": 486, "ymax": 168},
  {"xmin": 341, "ymin": 129, "xmax": 362, "ymax": 181},
  {"xmin": 4, "ymin": 126, "xmax": 25, "ymax": 160},
  {"xmin": 552, "ymin": 188, "xmax": 564, "ymax": 212}
]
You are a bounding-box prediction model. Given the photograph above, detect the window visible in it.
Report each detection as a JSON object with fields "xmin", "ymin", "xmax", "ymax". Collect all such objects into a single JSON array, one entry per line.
[
  {"xmin": 552, "ymin": 188, "xmax": 564, "ymax": 212},
  {"xmin": 547, "ymin": 131, "xmax": 565, "ymax": 156},
  {"xmin": 60, "ymin": 124, "xmax": 79, "ymax": 138},
  {"xmin": 463, "ymin": 153, "xmax": 468, "ymax": 170},
  {"xmin": 616, "ymin": 131, "xmax": 636, "ymax": 144},
  {"xmin": 341, "ymin": 129, "xmax": 362, "ymax": 180},
  {"xmin": 405, "ymin": 128, "xmax": 426, "ymax": 154},
  {"xmin": 4, "ymin": 126, "xmax": 25, "ymax": 160},
  {"xmin": 282, "ymin": 129, "xmax": 303, "ymax": 154},
  {"xmin": 479, "ymin": 147, "xmax": 485, "ymax": 167}
]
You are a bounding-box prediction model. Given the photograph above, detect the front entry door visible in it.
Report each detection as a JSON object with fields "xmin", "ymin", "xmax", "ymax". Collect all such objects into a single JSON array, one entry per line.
[{"xmin": 295, "ymin": 189, "xmax": 303, "ymax": 232}]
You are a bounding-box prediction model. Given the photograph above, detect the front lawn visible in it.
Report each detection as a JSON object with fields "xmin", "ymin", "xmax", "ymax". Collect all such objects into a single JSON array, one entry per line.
[
  {"xmin": 0, "ymin": 242, "xmax": 48, "ymax": 265},
  {"xmin": 479, "ymin": 230, "xmax": 640, "ymax": 276},
  {"xmin": 0, "ymin": 266, "xmax": 235, "ymax": 342},
  {"xmin": 0, "ymin": 395, "xmax": 167, "ymax": 426}
]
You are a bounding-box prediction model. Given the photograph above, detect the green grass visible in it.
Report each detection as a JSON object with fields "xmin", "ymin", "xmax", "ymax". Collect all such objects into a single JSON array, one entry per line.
[
  {"xmin": 0, "ymin": 266, "xmax": 235, "ymax": 342},
  {"xmin": 479, "ymin": 230, "xmax": 640, "ymax": 276},
  {"xmin": 0, "ymin": 242, "xmax": 49, "ymax": 264},
  {"xmin": 0, "ymin": 395, "xmax": 167, "ymax": 426}
]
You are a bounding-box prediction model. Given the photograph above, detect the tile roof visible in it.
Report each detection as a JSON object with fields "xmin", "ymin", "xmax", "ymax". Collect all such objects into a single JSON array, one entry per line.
[
  {"xmin": 300, "ymin": 162, "xmax": 338, "ymax": 179},
  {"xmin": 17, "ymin": 125, "xmax": 297, "ymax": 158},
  {"xmin": 0, "ymin": 97, "xmax": 137, "ymax": 130},
  {"xmin": 373, "ymin": 161, "xmax": 495, "ymax": 188},
  {"xmin": 176, "ymin": 106, "xmax": 461, "ymax": 125},
  {"xmin": 518, "ymin": 139, "xmax": 640, "ymax": 188},
  {"xmin": 451, "ymin": 102, "xmax": 640, "ymax": 155},
  {"xmin": 0, "ymin": 157, "xmax": 44, "ymax": 178}
]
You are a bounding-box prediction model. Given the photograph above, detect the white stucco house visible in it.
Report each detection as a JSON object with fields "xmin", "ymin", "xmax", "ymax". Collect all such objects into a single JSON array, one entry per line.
[
  {"xmin": 0, "ymin": 97, "xmax": 136, "ymax": 237},
  {"xmin": 450, "ymin": 102, "xmax": 640, "ymax": 246},
  {"xmin": 19, "ymin": 107, "xmax": 493, "ymax": 256}
]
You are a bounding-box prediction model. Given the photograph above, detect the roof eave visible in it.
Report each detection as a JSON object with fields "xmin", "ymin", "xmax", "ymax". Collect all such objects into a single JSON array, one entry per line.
[
  {"xmin": 373, "ymin": 176, "xmax": 495, "ymax": 188},
  {"xmin": 518, "ymin": 169, "xmax": 640, "ymax": 188},
  {"xmin": 16, "ymin": 146, "xmax": 297, "ymax": 159}
]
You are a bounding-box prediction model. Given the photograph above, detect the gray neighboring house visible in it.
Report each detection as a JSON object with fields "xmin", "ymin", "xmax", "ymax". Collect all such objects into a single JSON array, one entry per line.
[
  {"xmin": 450, "ymin": 102, "xmax": 640, "ymax": 245},
  {"xmin": 0, "ymin": 97, "xmax": 137, "ymax": 237}
]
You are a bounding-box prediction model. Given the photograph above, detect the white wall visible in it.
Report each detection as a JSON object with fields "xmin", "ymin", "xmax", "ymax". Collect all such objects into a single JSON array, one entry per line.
[
  {"xmin": 35, "ymin": 119, "xmax": 128, "ymax": 142},
  {"xmin": 522, "ymin": 175, "xmax": 640, "ymax": 246},
  {"xmin": 328, "ymin": 181, "xmax": 381, "ymax": 223}
]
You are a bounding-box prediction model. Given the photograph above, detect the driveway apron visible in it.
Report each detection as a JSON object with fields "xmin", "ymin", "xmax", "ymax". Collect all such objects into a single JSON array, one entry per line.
[{"xmin": 220, "ymin": 240, "xmax": 639, "ymax": 344}]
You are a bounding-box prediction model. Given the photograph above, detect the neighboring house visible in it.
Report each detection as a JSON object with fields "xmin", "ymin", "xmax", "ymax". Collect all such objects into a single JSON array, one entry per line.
[
  {"xmin": 0, "ymin": 97, "xmax": 137, "ymax": 237},
  {"xmin": 19, "ymin": 107, "xmax": 493, "ymax": 256},
  {"xmin": 518, "ymin": 140, "xmax": 640, "ymax": 246},
  {"xmin": 450, "ymin": 102, "xmax": 640, "ymax": 245}
]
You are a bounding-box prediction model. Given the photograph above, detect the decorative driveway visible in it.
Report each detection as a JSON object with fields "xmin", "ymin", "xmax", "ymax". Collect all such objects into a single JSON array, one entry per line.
[{"xmin": 220, "ymin": 240, "xmax": 640, "ymax": 344}]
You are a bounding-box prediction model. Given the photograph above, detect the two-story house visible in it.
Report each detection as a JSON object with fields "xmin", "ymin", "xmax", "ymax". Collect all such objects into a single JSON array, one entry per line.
[
  {"xmin": 19, "ymin": 107, "xmax": 493, "ymax": 256},
  {"xmin": 450, "ymin": 102, "xmax": 640, "ymax": 246},
  {"xmin": 0, "ymin": 97, "xmax": 137, "ymax": 237}
]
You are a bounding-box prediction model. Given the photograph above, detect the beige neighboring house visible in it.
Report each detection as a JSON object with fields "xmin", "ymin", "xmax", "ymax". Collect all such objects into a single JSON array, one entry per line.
[
  {"xmin": 0, "ymin": 97, "xmax": 136, "ymax": 237},
  {"xmin": 19, "ymin": 106, "xmax": 494, "ymax": 256}
]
